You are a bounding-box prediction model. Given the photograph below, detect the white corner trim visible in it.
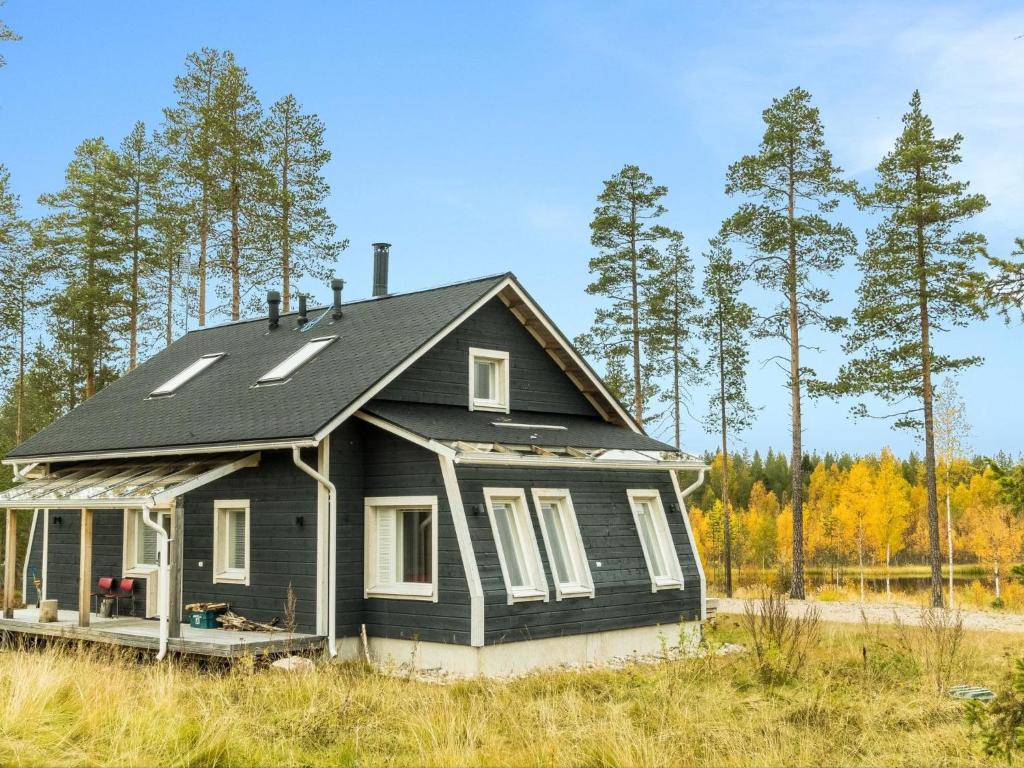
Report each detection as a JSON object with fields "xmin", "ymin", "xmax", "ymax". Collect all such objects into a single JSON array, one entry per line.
[
  {"xmin": 439, "ymin": 456, "xmax": 485, "ymax": 647},
  {"xmin": 482, "ymin": 487, "xmax": 549, "ymax": 605},
  {"xmin": 364, "ymin": 495, "xmax": 440, "ymax": 602},
  {"xmin": 353, "ymin": 412, "xmax": 457, "ymax": 459},
  {"xmin": 529, "ymin": 488, "xmax": 594, "ymax": 601},
  {"xmin": 670, "ymin": 470, "xmax": 707, "ymax": 622},
  {"xmin": 41, "ymin": 509, "xmax": 49, "ymax": 601},
  {"xmin": 21, "ymin": 509, "xmax": 39, "ymax": 602},
  {"xmin": 626, "ymin": 489, "xmax": 684, "ymax": 593}
]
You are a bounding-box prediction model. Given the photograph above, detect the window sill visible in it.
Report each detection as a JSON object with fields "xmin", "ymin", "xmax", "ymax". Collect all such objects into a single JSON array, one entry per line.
[
  {"xmin": 365, "ymin": 585, "xmax": 436, "ymax": 602},
  {"xmin": 123, "ymin": 564, "xmax": 158, "ymax": 578},
  {"xmin": 508, "ymin": 588, "xmax": 547, "ymax": 604},
  {"xmin": 554, "ymin": 586, "xmax": 595, "ymax": 600},
  {"xmin": 651, "ymin": 578, "xmax": 683, "ymax": 592},
  {"xmin": 470, "ymin": 401, "xmax": 509, "ymax": 413},
  {"xmin": 214, "ymin": 571, "xmax": 249, "ymax": 586}
]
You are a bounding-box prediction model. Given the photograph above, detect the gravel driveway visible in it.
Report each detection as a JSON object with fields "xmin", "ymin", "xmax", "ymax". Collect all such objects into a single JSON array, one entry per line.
[{"xmin": 714, "ymin": 596, "xmax": 1024, "ymax": 634}]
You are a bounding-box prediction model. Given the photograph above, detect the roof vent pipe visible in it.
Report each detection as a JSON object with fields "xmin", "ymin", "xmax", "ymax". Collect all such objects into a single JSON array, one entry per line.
[
  {"xmin": 372, "ymin": 242, "xmax": 391, "ymax": 297},
  {"xmin": 267, "ymin": 291, "xmax": 281, "ymax": 330},
  {"xmin": 331, "ymin": 278, "xmax": 345, "ymax": 319},
  {"xmin": 296, "ymin": 294, "xmax": 308, "ymax": 327}
]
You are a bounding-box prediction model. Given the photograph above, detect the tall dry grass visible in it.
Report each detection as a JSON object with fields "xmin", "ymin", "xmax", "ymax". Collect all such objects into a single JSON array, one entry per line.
[{"xmin": 0, "ymin": 621, "xmax": 1017, "ymax": 767}]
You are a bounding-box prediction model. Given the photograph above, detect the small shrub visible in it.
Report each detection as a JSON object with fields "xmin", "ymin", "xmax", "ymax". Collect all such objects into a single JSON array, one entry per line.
[
  {"xmin": 893, "ymin": 608, "xmax": 966, "ymax": 696},
  {"xmin": 968, "ymin": 657, "xmax": 1024, "ymax": 762},
  {"xmin": 771, "ymin": 562, "xmax": 793, "ymax": 595},
  {"xmin": 992, "ymin": 596, "xmax": 1006, "ymax": 610},
  {"xmin": 815, "ymin": 585, "xmax": 844, "ymax": 602},
  {"xmin": 739, "ymin": 592, "xmax": 821, "ymax": 686}
]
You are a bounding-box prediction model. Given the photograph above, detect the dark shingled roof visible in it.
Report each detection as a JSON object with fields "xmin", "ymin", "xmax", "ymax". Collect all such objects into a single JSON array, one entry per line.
[
  {"xmin": 8, "ymin": 274, "xmax": 510, "ymax": 459},
  {"xmin": 361, "ymin": 400, "xmax": 677, "ymax": 452}
]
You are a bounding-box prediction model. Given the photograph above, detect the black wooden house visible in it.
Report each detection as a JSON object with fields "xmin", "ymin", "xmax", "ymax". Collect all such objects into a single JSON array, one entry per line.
[{"xmin": 1, "ymin": 247, "xmax": 707, "ymax": 674}]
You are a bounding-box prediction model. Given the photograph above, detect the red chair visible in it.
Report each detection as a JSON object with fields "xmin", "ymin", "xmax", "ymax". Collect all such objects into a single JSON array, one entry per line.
[
  {"xmin": 112, "ymin": 578, "xmax": 136, "ymax": 617},
  {"xmin": 90, "ymin": 576, "xmax": 119, "ymax": 615}
]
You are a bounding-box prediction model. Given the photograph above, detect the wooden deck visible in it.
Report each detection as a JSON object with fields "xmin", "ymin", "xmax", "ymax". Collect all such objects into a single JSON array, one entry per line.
[{"xmin": 0, "ymin": 608, "xmax": 325, "ymax": 658}]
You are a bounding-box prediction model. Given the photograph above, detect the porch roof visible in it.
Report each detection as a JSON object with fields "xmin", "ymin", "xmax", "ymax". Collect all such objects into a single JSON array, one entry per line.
[{"xmin": 0, "ymin": 452, "xmax": 260, "ymax": 509}]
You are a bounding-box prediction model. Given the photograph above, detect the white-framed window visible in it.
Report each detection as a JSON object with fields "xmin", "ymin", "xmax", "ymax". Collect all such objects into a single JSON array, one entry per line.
[
  {"xmin": 122, "ymin": 509, "xmax": 172, "ymax": 575},
  {"xmin": 626, "ymin": 489, "xmax": 683, "ymax": 591},
  {"xmin": 531, "ymin": 489, "xmax": 594, "ymax": 600},
  {"xmin": 364, "ymin": 496, "xmax": 438, "ymax": 601},
  {"xmin": 483, "ymin": 487, "xmax": 547, "ymax": 603},
  {"xmin": 257, "ymin": 336, "xmax": 337, "ymax": 385},
  {"xmin": 468, "ymin": 347, "xmax": 510, "ymax": 413},
  {"xmin": 213, "ymin": 500, "xmax": 250, "ymax": 585}
]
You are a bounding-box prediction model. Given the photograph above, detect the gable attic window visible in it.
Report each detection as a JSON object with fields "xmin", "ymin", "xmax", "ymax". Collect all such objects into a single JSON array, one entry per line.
[
  {"xmin": 469, "ymin": 347, "xmax": 509, "ymax": 412},
  {"xmin": 149, "ymin": 353, "xmax": 224, "ymax": 397},
  {"xmin": 257, "ymin": 336, "xmax": 337, "ymax": 385}
]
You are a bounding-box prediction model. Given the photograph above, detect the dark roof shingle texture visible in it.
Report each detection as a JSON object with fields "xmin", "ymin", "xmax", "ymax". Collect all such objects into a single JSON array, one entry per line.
[{"xmin": 8, "ymin": 275, "xmax": 508, "ymax": 459}]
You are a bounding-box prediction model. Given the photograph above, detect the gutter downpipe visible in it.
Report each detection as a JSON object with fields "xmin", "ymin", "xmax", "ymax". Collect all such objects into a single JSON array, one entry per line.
[
  {"xmin": 679, "ymin": 466, "xmax": 707, "ymax": 499},
  {"xmin": 292, "ymin": 445, "xmax": 337, "ymax": 657},
  {"xmin": 140, "ymin": 504, "xmax": 170, "ymax": 660}
]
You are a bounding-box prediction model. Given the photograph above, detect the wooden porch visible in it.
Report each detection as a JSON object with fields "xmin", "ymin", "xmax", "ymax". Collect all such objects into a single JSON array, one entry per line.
[{"xmin": 0, "ymin": 607, "xmax": 325, "ymax": 658}]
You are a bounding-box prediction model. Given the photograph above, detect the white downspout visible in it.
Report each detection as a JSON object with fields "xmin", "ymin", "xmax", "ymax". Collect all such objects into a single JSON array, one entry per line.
[
  {"xmin": 679, "ymin": 467, "xmax": 707, "ymax": 499},
  {"xmin": 140, "ymin": 505, "xmax": 170, "ymax": 660},
  {"xmin": 292, "ymin": 446, "xmax": 337, "ymax": 657}
]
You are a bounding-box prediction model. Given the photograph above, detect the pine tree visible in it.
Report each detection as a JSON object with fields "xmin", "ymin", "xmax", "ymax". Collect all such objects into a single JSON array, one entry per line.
[
  {"xmin": 36, "ymin": 138, "xmax": 125, "ymax": 401},
  {"xmin": 262, "ymin": 94, "xmax": 346, "ymax": 311},
  {"xmin": 0, "ymin": 2, "xmax": 19, "ymax": 69},
  {"xmin": 828, "ymin": 91, "xmax": 988, "ymax": 608},
  {"xmin": 985, "ymin": 238, "xmax": 1024, "ymax": 323},
  {"xmin": 161, "ymin": 48, "xmax": 232, "ymax": 327},
  {"xmin": 723, "ymin": 87, "xmax": 857, "ymax": 600},
  {"xmin": 109, "ymin": 122, "xmax": 165, "ymax": 368},
  {"xmin": 150, "ymin": 161, "xmax": 189, "ymax": 346},
  {"xmin": 698, "ymin": 236, "xmax": 755, "ymax": 597},
  {"xmin": 577, "ymin": 164, "xmax": 681, "ymax": 425},
  {"xmin": 210, "ymin": 58, "xmax": 268, "ymax": 320},
  {"xmin": 0, "ymin": 164, "xmax": 42, "ymax": 445}
]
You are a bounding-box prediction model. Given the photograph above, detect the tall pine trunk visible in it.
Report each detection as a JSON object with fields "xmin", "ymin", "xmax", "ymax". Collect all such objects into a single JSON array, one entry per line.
[
  {"xmin": 165, "ymin": 251, "xmax": 174, "ymax": 346},
  {"xmin": 718, "ymin": 306, "xmax": 732, "ymax": 598},
  {"xmin": 15, "ymin": 294, "xmax": 25, "ymax": 444},
  {"xmin": 198, "ymin": 188, "xmax": 208, "ymax": 327},
  {"xmin": 129, "ymin": 177, "xmax": 141, "ymax": 369},
  {"xmin": 946, "ymin": 487, "xmax": 955, "ymax": 608},
  {"xmin": 787, "ymin": 157, "xmax": 806, "ymax": 600},
  {"xmin": 916, "ymin": 214, "xmax": 944, "ymax": 608},
  {"xmin": 281, "ymin": 109, "xmax": 292, "ymax": 312},
  {"xmin": 230, "ymin": 173, "xmax": 240, "ymax": 321},
  {"xmin": 629, "ymin": 201, "xmax": 642, "ymax": 424}
]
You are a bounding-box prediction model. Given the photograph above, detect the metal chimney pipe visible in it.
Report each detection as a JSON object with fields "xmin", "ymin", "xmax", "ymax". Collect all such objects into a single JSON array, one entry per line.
[
  {"xmin": 331, "ymin": 278, "xmax": 345, "ymax": 319},
  {"xmin": 267, "ymin": 291, "xmax": 281, "ymax": 330},
  {"xmin": 297, "ymin": 294, "xmax": 308, "ymax": 326},
  {"xmin": 372, "ymin": 242, "xmax": 391, "ymax": 297}
]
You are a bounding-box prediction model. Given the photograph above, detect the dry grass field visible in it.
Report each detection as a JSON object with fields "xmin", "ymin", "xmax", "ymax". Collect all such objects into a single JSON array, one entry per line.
[{"xmin": 1, "ymin": 615, "xmax": 1021, "ymax": 767}]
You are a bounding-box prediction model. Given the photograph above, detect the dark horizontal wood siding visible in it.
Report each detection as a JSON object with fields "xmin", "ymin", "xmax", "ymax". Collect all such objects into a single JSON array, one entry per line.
[
  {"xmin": 456, "ymin": 465, "xmax": 701, "ymax": 645},
  {"xmin": 349, "ymin": 423, "xmax": 472, "ymax": 645},
  {"xmin": 42, "ymin": 510, "xmax": 147, "ymax": 615},
  {"xmin": 181, "ymin": 450, "xmax": 319, "ymax": 634},
  {"xmin": 330, "ymin": 419, "xmax": 365, "ymax": 637},
  {"xmin": 378, "ymin": 297, "xmax": 598, "ymax": 417}
]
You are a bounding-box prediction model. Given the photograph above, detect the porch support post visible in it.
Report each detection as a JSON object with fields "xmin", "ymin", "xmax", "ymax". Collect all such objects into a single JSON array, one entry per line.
[
  {"xmin": 167, "ymin": 498, "xmax": 184, "ymax": 639},
  {"xmin": 78, "ymin": 508, "xmax": 93, "ymax": 627},
  {"xmin": 3, "ymin": 508, "xmax": 15, "ymax": 618}
]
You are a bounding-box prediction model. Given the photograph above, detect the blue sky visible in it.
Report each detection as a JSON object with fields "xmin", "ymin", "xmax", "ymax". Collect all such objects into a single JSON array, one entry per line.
[{"xmin": 1, "ymin": 1, "xmax": 1021, "ymax": 458}]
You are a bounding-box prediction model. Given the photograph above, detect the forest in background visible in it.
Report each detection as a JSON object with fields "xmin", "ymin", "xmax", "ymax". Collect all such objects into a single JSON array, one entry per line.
[{"xmin": 2, "ymin": 28, "xmax": 1024, "ymax": 608}]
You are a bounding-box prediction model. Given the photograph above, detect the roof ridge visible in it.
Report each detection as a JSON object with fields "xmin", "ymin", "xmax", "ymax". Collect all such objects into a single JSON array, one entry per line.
[{"xmin": 188, "ymin": 272, "xmax": 513, "ymax": 333}]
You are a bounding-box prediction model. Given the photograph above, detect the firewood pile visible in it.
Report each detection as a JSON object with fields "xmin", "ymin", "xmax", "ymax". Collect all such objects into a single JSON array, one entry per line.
[{"xmin": 217, "ymin": 609, "xmax": 282, "ymax": 633}]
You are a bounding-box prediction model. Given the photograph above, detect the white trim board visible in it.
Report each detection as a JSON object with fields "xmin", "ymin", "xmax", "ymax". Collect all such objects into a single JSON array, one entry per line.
[
  {"xmin": 670, "ymin": 470, "xmax": 707, "ymax": 622},
  {"xmin": 4, "ymin": 440, "xmax": 312, "ymax": 467},
  {"xmin": 439, "ymin": 455, "xmax": 484, "ymax": 646}
]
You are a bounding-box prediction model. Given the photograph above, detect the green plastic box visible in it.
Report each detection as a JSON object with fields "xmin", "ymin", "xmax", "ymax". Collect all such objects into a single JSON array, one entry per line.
[{"xmin": 188, "ymin": 609, "xmax": 222, "ymax": 629}]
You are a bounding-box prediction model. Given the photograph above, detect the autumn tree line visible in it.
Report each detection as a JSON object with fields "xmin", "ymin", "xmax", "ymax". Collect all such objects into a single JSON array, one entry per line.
[
  {"xmin": 576, "ymin": 88, "xmax": 1024, "ymax": 606},
  {"xmin": 0, "ymin": 46, "xmax": 345, "ymax": 465}
]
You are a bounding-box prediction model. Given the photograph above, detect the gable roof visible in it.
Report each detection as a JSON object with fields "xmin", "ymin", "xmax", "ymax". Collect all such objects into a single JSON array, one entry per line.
[{"xmin": 6, "ymin": 273, "xmax": 641, "ymax": 462}]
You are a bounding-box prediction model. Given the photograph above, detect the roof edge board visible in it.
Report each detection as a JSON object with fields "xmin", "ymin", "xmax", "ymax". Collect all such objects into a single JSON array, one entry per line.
[{"xmin": 4, "ymin": 439, "xmax": 317, "ymax": 466}]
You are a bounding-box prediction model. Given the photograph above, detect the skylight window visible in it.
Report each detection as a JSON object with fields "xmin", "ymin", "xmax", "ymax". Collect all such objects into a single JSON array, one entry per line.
[
  {"xmin": 149, "ymin": 353, "xmax": 224, "ymax": 398},
  {"xmin": 257, "ymin": 336, "xmax": 337, "ymax": 385}
]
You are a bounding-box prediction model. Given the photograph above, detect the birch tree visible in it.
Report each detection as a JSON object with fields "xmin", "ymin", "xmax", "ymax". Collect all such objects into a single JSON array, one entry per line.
[
  {"xmin": 870, "ymin": 448, "xmax": 912, "ymax": 599},
  {"xmin": 724, "ymin": 87, "xmax": 857, "ymax": 599},
  {"xmin": 827, "ymin": 91, "xmax": 988, "ymax": 608},
  {"xmin": 934, "ymin": 378, "xmax": 971, "ymax": 606},
  {"xmin": 698, "ymin": 236, "xmax": 755, "ymax": 596}
]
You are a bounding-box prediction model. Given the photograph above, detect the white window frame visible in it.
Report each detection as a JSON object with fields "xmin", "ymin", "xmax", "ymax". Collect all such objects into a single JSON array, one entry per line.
[
  {"xmin": 483, "ymin": 487, "xmax": 548, "ymax": 604},
  {"xmin": 213, "ymin": 499, "xmax": 250, "ymax": 585},
  {"xmin": 626, "ymin": 489, "xmax": 683, "ymax": 592},
  {"xmin": 122, "ymin": 508, "xmax": 172, "ymax": 577},
  {"xmin": 530, "ymin": 489, "xmax": 594, "ymax": 600},
  {"xmin": 364, "ymin": 495, "xmax": 439, "ymax": 601},
  {"xmin": 149, "ymin": 353, "xmax": 225, "ymax": 398},
  {"xmin": 468, "ymin": 347, "xmax": 510, "ymax": 413}
]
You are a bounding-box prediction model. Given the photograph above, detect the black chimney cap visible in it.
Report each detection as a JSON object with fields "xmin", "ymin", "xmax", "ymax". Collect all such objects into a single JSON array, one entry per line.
[
  {"xmin": 331, "ymin": 278, "xmax": 345, "ymax": 320},
  {"xmin": 267, "ymin": 290, "xmax": 281, "ymax": 329}
]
